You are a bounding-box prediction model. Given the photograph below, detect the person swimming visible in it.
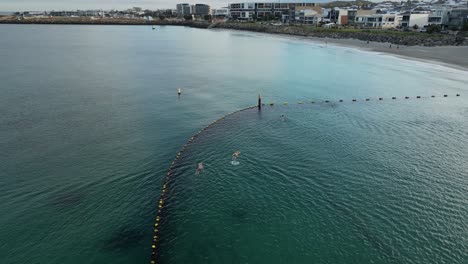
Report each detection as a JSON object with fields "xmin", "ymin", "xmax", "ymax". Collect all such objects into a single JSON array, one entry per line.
[
  {"xmin": 280, "ymin": 115, "xmax": 285, "ymax": 122},
  {"xmin": 232, "ymin": 151, "xmax": 240, "ymax": 161},
  {"xmin": 231, "ymin": 151, "xmax": 241, "ymax": 165},
  {"xmin": 196, "ymin": 162, "xmax": 204, "ymax": 175}
]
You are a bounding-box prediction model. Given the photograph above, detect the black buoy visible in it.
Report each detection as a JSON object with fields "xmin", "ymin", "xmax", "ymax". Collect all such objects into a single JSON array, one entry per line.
[
  {"xmin": 339, "ymin": 99, "xmax": 343, "ymax": 102},
  {"xmin": 431, "ymin": 95, "xmax": 435, "ymax": 98},
  {"xmin": 325, "ymin": 100, "xmax": 329, "ymax": 103},
  {"xmin": 352, "ymin": 99, "xmax": 357, "ymax": 102},
  {"xmin": 379, "ymin": 98, "xmax": 383, "ymax": 100},
  {"xmin": 456, "ymin": 94, "xmax": 460, "ymax": 96},
  {"xmin": 311, "ymin": 101, "xmax": 315, "ymax": 104},
  {"xmin": 392, "ymin": 97, "xmax": 396, "ymax": 99},
  {"xmin": 258, "ymin": 94, "xmax": 262, "ymax": 110},
  {"xmin": 416, "ymin": 96, "xmax": 421, "ymax": 98},
  {"xmin": 365, "ymin": 98, "xmax": 370, "ymax": 101},
  {"xmin": 444, "ymin": 94, "xmax": 448, "ymax": 97},
  {"xmin": 405, "ymin": 96, "xmax": 409, "ymax": 99}
]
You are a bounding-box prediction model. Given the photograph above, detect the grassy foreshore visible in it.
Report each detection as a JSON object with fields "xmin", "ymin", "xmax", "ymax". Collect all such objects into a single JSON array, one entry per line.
[{"xmin": 2, "ymin": 16, "xmax": 467, "ymax": 68}]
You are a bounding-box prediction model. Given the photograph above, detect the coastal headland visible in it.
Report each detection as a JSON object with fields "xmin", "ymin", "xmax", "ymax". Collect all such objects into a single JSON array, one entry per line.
[{"xmin": 2, "ymin": 17, "xmax": 467, "ymax": 68}]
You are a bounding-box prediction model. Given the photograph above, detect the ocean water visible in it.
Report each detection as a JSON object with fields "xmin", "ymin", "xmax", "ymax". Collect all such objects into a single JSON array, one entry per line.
[{"xmin": 0, "ymin": 24, "xmax": 467, "ymax": 264}]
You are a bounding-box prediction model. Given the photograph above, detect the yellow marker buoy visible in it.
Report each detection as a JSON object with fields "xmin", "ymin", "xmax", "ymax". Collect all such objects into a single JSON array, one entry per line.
[
  {"xmin": 284, "ymin": 102, "xmax": 288, "ymax": 105},
  {"xmin": 298, "ymin": 101, "xmax": 303, "ymax": 104}
]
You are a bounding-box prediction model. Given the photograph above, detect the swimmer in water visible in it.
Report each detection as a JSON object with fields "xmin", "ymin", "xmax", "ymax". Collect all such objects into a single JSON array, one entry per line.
[
  {"xmin": 232, "ymin": 151, "xmax": 240, "ymax": 161},
  {"xmin": 280, "ymin": 115, "xmax": 285, "ymax": 122},
  {"xmin": 196, "ymin": 162, "xmax": 204, "ymax": 175}
]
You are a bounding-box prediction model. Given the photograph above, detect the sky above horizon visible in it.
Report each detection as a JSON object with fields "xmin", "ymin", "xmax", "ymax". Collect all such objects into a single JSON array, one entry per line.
[{"xmin": 1, "ymin": 0, "xmax": 333, "ymax": 11}]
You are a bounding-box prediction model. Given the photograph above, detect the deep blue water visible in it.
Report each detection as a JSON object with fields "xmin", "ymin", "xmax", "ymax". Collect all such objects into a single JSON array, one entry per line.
[{"xmin": 0, "ymin": 24, "xmax": 467, "ymax": 264}]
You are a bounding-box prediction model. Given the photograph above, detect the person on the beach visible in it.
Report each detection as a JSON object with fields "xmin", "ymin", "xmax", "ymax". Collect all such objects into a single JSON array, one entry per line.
[{"xmin": 196, "ymin": 162, "xmax": 204, "ymax": 174}]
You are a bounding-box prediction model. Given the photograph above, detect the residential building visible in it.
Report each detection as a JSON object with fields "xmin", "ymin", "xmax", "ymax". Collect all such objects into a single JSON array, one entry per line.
[
  {"xmin": 295, "ymin": 8, "xmax": 323, "ymax": 24},
  {"xmin": 212, "ymin": 8, "xmax": 230, "ymax": 17},
  {"xmin": 354, "ymin": 14, "xmax": 398, "ymax": 28},
  {"xmin": 193, "ymin": 4, "xmax": 211, "ymax": 16},
  {"xmin": 428, "ymin": 8, "xmax": 450, "ymax": 26},
  {"xmin": 228, "ymin": 2, "xmax": 318, "ymax": 20},
  {"xmin": 448, "ymin": 8, "xmax": 468, "ymax": 29},
  {"xmin": 352, "ymin": 9, "xmax": 377, "ymax": 26},
  {"xmin": 399, "ymin": 12, "xmax": 429, "ymax": 28},
  {"xmin": 176, "ymin": 3, "xmax": 191, "ymax": 16},
  {"xmin": 328, "ymin": 8, "xmax": 348, "ymax": 25}
]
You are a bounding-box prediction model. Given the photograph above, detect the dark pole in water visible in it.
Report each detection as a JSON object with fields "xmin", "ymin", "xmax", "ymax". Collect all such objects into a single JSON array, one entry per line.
[{"xmin": 258, "ymin": 94, "xmax": 262, "ymax": 110}]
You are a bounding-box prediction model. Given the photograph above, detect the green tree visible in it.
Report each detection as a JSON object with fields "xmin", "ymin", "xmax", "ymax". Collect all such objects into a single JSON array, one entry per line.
[
  {"xmin": 159, "ymin": 15, "xmax": 166, "ymax": 21},
  {"xmin": 426, "ymin": 24, "xmax": 441, "ymax": 33},
  {"xmin": 463, "ymin": 23, "xmax": 468, "ymax": 31},
  {"xmin": 184, "ymin": 15, "xmax": 192, "ymax": 20},
  {"xmin": 412, "ymin": 24, "xmax": 419, "ymax": 30}
]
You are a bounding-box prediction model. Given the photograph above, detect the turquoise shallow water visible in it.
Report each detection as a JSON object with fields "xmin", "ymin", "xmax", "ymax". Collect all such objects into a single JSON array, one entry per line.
[
  {"xmin": 159, "ymin": 101, "xmax": 468, "ymax": 264},
  {"xmin": 0, "ymin": 24, "xmax": 467, "ymax": 264}
]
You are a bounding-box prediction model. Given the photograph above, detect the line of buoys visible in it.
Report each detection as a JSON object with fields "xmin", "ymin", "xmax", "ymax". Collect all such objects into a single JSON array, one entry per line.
[
  {"xmin": 255, "ymin": 94, "xmax": 460, "ymax": 108},
  {"xmin": 150, "ymin": 105, "xmax": 257, "ymax": 264}
]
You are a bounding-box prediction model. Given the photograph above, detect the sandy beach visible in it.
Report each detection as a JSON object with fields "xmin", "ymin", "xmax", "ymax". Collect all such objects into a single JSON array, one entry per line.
[
  {"xmin": 322, "ymin": 38, "xmax": 468, "ymax": 70},
  {"xmin": 309, "ymin": 37, "xmax": 468, "ymax": 70}
]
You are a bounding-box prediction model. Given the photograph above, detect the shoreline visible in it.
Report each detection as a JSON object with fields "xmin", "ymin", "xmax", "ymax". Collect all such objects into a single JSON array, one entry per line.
[
  {"xmin": 312, "ymin": 37, "xmax": 468, "ymax": 70},
  {"xmin": 208, "ymin": 28, "xmax": 468, "ymax": 70},
  {"xmin": 2, "ymin": 19, "xmax": 467, "ymax": 69},
  {"xmin": 291, "ymin": 35, "xmax": 468, "ymax": 70}
]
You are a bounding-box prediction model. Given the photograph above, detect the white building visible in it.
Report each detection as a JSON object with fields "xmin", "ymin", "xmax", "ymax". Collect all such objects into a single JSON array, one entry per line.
[
  {"xmin": 399, "ymin": 13, "xmax": 429, "ymax": 28},
  {"xmin": 211, "ymin": 8, "xmax": 229, "ymax": 17},
  {"xmin": 295, "ymin": 9, "xmax": 322, "ymax": 24}
]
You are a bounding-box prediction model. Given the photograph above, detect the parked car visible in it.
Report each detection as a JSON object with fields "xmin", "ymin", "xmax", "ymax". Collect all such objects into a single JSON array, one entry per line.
[
  {"xmin": 440, "ymin": 30, "xmax": 449, "ymax": 34},
  {"xmin": 419, "ymin": 28, "xmax": 427, "ymax": 33}
]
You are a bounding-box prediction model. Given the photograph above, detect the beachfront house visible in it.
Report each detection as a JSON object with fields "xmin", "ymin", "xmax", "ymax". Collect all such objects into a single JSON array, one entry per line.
[
  {"xmin": 212, "ymin": 8, "xmax": 230, "ymax": 18},
  {"xmin": 428, "ymin": 8, "xmax": 451, "ymax": 27},
  {"xmin": 447, "ymin": 8, "xmax": 468, "ymax": 29},
  {"xmin": 399, "ymin": 12, "xmax": 429, "ymax": 28},
  {"xmin": 295, "ymin": 8, "xmax": 323, "ymax": 25},
  {"xmin": 352, "ymin": 10, "xmax": 377, "ymax": 27},
  {"xmin": 228, "ymin": 2, "xmax": 318, "ymax": 21}
]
